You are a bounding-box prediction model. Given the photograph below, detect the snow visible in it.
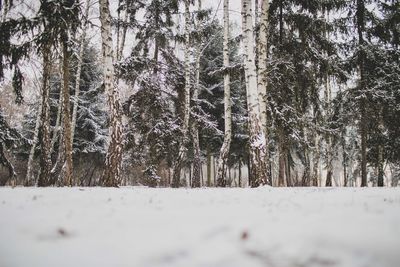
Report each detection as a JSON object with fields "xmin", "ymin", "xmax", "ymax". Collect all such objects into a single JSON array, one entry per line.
[{"xmin": 0, "ymin": 187, "xmax": 399, "ymax": 267}]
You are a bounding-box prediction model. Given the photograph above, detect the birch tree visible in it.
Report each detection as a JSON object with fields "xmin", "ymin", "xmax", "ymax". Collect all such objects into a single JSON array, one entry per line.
[
  {"xmin": 99, "ymin": 0, "xmax": 123, "ymax": 187},
  {"xmin": 257, "ymin": 0, "xmax": 270, "ymax": 183},
  {"xmin": 241, "ymin": 0, "xmax": 268, "ymax": 186},
  {"xmin": 257, "ymin": 0, "xmax": 269, "ymax": 135},
  {"xmin": 216, "ymin": 0, "xmax": 232, "ymax": 187}
]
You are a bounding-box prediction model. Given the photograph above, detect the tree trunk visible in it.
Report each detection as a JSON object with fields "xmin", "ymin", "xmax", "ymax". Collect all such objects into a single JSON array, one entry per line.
[
  {"xmin": 50, "ymin": 52, "xmax": 63, "ymax": 155},
  {"xmin": 257, "ymin": 0, "xmax": 270, "ymax": 184},
  {"xmin": 241, "ymin": 0, "xmax": 268, "ymax": 187},
  {"xmin": 237, "ymin": 159, "xmax": 241, "ymax": 187},
  {"xmin": 118, "ymin": 0, "xmax": 130, "ymax": 62},
  {"xmin": 377, "ymin": 110, "xmax": 384, "ymax": 187},
  {"xmin": 285, "ymin": 149, "xmax": 292, "ymax": 186},
  {"xmin": 324, "ymin": 12, "xmax": 333, "ymax": 188},
  {"xmin": 172, "ymin": 0, "xmax": 191, "ymax": 188},
  {"xmin": 72, "ymin": 0, "xmax": 91, "ymax": 145},
  {"xmin": 1, "ymin": 0, "xmax": 9, "ymax": 22},
  {"xmin": 312, "ymin": 107, "xmax": 320, "ymax": 187},
  {"xmin": 37, "ymin": 44, "xmax": 52, "ymax": 187},
  {"xmin": 357, "ymin": 0, "xmax": 368, "ymax": 187},
  {"xmin": 342, "ymin": 127, "xmax": 348, "ymax": 187},
  {"xmin": 61, "ymin": 40, "xmax": 73, "ymax": 186},
  {"xmin": 216, "ymin": 0, "xmax": 232, "ymax": 187},
  {"xmin": 302, "ymin": 147, "xmax": 311, "ymax": 186},
  {"xmin": 49, "ymin": 52, "xmax": 65, "ymax": 183},
  {"xmin": 99, "ymin": 0, "xmax": 124, "ymax": 187},
  {"xmin": 25, "ymin": 98, "xmax": 42, "ymax": 186},
  {"xmin": 207, "ymin": 146, "xmax": 211, "ymax": 186},
  {"xmin": 191, "ymin": 0, "xmax": 202, "ymax": 188},
  {"xmin": 0, "ymin": 143, "xmax": 16, "ymax": 186},
  {"xmin": 278, "ymin": 130, "xmax": 285, "ymax": 186}
]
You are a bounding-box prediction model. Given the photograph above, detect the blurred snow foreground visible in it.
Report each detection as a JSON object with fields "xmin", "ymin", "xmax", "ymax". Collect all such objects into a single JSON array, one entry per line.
[{"xmin": 0, "ymin": 187, "xmax": 400, "ymax": 267}]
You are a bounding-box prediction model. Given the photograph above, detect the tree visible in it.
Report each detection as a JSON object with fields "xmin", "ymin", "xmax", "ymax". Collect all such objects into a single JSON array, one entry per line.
[
  {"xmin": 119, "ymin": 0, "xmax": 182, "ymax": 187},
  {"xmin": 99, "ymin": 0, "xmax": 124, "ymax": 187},
  {"xmin": 257, "ymin": 0, "xmax": 270, "ymax": 183},
  {"xmin": 242, "ymin": 0, "xmax": 268, "ymax": 186},
  {"xmin": 216, "ymin": 0, "xmax": 232, "ymax": 187},
  {"xmin": 172, "ymin": 0, "xmax": 191, "ymax": 188},
  {"xmin": 0, "ymin": 107, "xmax": 21, "ymax": 185},
  {"xmin": 34, "ymin": 0, "xmax": 80, "ymax": 186}
]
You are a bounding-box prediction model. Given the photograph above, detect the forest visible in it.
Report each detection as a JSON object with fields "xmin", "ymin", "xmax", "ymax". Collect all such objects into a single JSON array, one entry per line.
[
  {"xmin": 0, "ymin": 0, "xmax": 399, "ymax": 188},
  {"xmin": 1, "ymin": 1, "xmax": 400, "ymax": 267}
]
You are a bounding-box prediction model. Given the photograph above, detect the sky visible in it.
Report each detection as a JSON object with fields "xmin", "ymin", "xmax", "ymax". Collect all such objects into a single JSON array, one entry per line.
[{"xmin": 203, "ymin": 0, "xmax": 243, "ymax": 24}]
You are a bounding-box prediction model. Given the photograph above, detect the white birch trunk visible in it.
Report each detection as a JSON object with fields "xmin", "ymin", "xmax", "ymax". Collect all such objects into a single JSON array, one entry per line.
[
  {"xmin": 257, "ymin": 0, "xmax": 270, "ymax": 184},
  {"xmin": 99, "ymin": 0, "xmax": 124, "ymax": 187},
  {"xmin": 241, "ymin": 0, "xmax": 268, "ymax": 186},
  {"xmin": 257, "ymin": 0, "xmax": 269, "ymax": 137},
  {"xmin": 216, "ymin": 0, "xmax": 232, "ymax": 187}
]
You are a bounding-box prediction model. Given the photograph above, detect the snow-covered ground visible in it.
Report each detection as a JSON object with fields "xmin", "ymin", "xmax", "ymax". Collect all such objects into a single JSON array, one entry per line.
[{"xmin": 0, "ymin": 187, "xmax": 399, "ymax": 267}]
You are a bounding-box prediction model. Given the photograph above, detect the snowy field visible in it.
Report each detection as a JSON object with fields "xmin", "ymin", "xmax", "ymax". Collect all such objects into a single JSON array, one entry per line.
[{"xmin": 0, "ymin": 187, "xmax": 400, "ymax": 267}]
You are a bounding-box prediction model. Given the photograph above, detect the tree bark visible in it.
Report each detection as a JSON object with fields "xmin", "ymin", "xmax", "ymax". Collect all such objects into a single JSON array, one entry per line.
[
  {"xmin": 61, "ymin": 40, "xmax": 73, "ymax": 186},
  {"xmin": 357, "ymin": 0, "xmax": 368, "ymax": 187},
  {"xmin": 257, "ymin": 0, "xmax": 270, "ymax": 183},
  {"xmin": 50, "ymin": 52, "xmax": 63, "ymax": 155},
  {"xmin": 99, "ymin": 0, "xmax": 124, "ymax": 187},
  {"xmin": 207, "ymin": 146, "xmax": 211, "ymax": 186},
  {"xmin": 192, "ymin": 0, "xmax": 202, "ymax": 188},
  {"xmin": 118, "ymin": 0, "xmax": 130, "ymax": 62},
  {"xmin": 72, "ymin": 0, "xmax": 91, "ymax": 145},
  {"xmin": 216, "ymin": 0, "xmax": 232, "ymax": 187},
  {"xmin": 324, "ymin": 11, "xmax": 333, "ymax": 187},
  {"xmin": 278, "ymin": 139, "xmax": 285, "ymax": 186},
  {"xmin": 37, "ymin": 44, "xmax": 52, "ymax": 187},
  {"xmin": 258, "ymin": 0, "xmax": 269, "ymax": 144},
  {"xmin": 377, "ymin": 109, "xmax": 384, "ymax": 187},
  {"xmin": 172, "ymin": 0, "xmax": 191, "ymax": 188},
  {"xmin": 25, "ymin": 97, "xmax": 42, "ymax": 186},
  {"xmin": 1, "ymin": 0, "xmax": 9, "ymax": 22},
  {"xmin": 241, "ymin": 0, "xmax": 268, "ymax": 187},
  {"xmin": 0, "ymin": 143, "xmax": 15, "ymax": 186}
]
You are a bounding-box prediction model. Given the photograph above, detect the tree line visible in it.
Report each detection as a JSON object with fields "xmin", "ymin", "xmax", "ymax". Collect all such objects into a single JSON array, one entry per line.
[{"xmin": 0, "ymin": 0, "xmax": 399, "ymax": 187}]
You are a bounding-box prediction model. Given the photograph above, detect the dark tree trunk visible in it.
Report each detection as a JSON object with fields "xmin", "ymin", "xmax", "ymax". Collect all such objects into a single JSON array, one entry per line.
[
  {"xmin": 61, "ymin": 40, "xmax": 73, "ymax": 186},
  {"xmin": 0, "ymin": 142, "xmax": 15, "ymax": 186},
  {"xmin": 238, "ymin": 158, "xmax": 242, "ymax": 187},
  {"xmin": 37, "ymin": 44, "xmax": 52, "ymax": 187},
  {"xmin": 278, "ymin": 139, "xmax": 285, "ymax": 187},
  {"xmin": 207, "ymin": 146, "xmax": 211, "ymax": 187},
  {"xmin": 357, "ymin": 0, "xmax": 368, "ymax": 187}
]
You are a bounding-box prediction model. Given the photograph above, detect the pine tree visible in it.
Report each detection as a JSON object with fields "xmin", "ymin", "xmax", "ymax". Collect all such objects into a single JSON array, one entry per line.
[
  {"xmin": 172, "ymin": 0, "xmax": 192, "ymax": 188},
  {"xmin": 0, "ymin": 107, "xmax": 21, "ymax": 185}
]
